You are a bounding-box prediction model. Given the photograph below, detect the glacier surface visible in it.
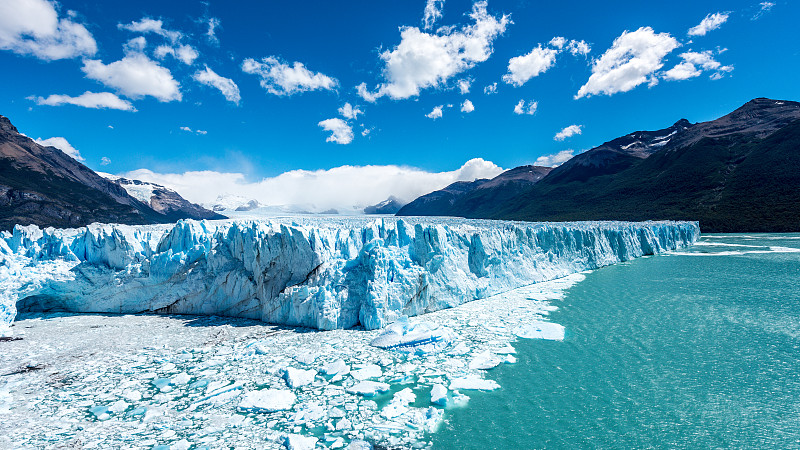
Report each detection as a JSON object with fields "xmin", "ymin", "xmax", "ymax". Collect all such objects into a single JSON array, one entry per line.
[{"xmin": 0, "ymin": 217, "xmax": 699, "ymax": 335}]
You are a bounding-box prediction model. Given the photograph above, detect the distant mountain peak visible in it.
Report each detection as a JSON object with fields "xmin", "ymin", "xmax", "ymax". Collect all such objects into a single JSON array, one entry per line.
[{"xmin": 0, "ymin": 115, "xmax": 18, "ymax": 134}]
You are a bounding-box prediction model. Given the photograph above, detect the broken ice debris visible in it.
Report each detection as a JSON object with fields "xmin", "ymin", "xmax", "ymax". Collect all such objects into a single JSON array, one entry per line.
[
  {"xmin": 370, "ymin": 316, "xmax": 456, "ymax": 354},
  {"xmin": 284, "ymin": 434, "xmax": 318, "ymax": 450},
  {"xmin": 449, "ymin": 375, "xmax": 501, "ymax": 391},
  {"xmin": 281, "ymin": 367, "xmax": 317, "ymax": 388},
  {"xmin": 238, "ymin": 389, "xmax": 296, "ymax": 412},
  {"xmin": 513, "ymin": 321, "xmax": 565, "ymax": 340},
  {"xmin": 346, "ymin": 381, "xmax": 391, "ymax": 397},
  {"xmin": 430, "ymin": 384, "xmax": 448, "ymax": 406}
]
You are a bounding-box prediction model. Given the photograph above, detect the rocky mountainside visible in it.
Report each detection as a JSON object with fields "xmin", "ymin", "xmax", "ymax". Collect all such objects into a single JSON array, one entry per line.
[
  {"xmin": 0, "ymin": 114, "xmax": 224, "ymax": 231},
  {"xmin": 102, "ymin": 176, "xmax": 224, "ymax": 221},
  {"xmin": 397, "ymin": 165, "xmax": 552, "ymax": 217},
  {"xmin": 364, "ymin": 196, "xmax": 405, "ymax": 214},
  {"xmin": 403, "ymin": 98, "xmax": 800, "ymax": 232}
]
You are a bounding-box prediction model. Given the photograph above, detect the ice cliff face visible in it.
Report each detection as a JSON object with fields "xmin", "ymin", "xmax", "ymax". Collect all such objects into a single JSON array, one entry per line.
[{"xmin": 0, "ymin": 218, "xmax": 699, "ymax": 335}]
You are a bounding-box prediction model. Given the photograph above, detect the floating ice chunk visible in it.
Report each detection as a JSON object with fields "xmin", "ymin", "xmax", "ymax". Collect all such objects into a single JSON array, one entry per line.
[
  {"xmin": 351, "ymin": 364, "xmax": 382, "ymax": 381},
  {"xmin": 469, "ymin": 351, "xmax": 503, "ymax": 370},
  {"xmin": 406, "ymin": 407, "xmax": 444, "ymax": 433},
  {"xmin": 452, "ymin": 392, "xmax": 470, "ymax": 407},
  {"xmin": 238, "ymin": 389, "xmax": 296, "ymax": 412},
  {"xmin": 449, "ymin": 375, "xmax": 500, "ymax": 391},
  {"xmin": 381, "ymin": 388, "xmax": 416, "ymax": 419},
  {"xmin": 171, "ymin": 372, "xmax": 191, "ymax": 385},
  {"xmin": 504, "ymin": 355, "xmax": 517, "ymax": 364},
  {"xmin": 371, "ymin": 317, "xmax": 455, "ymax": 354},
  {"xmin": 290, "ymin": 402, "xmax": 326, "ymax": 426},
  {"xmin": 89, "ymin": 405, "xmax": 110, "ymax": 420},
  {"xmin": 108, "ymin": 399, "xmax": 129, "ymax": 414},
  {"xmin": 447, "ymin": 342, "xmax": 470, "ymax": 355},
  {"xmin": 284, "ymin": 434, "xmax": 318, "ymax": 450},
  {"xmin": 346, "ymin": 381, "xmax": 390, "ymax": 397},
  {"xmin": 152, "ymin": 378, "xmax": 172, "ymax": 392},
  {"xmin": 347, "ymin": 440, "xmax": 373, "ymax": 450},
  {"xmin": 494, "ymin": 344, "xmax": 516, "ymax": 354},
  {"xmin": 171, "ymin": 440, "xmax": 192, "ymax": 450},
  {"xmin": 282, "ymin": 367, "xmax": 317, "ymax": 388},
  {"xmin": 321, "ymin": 359, "xmax": 350, "ymax": 377},
  {"xmin": 121, "ymin": 389, "xmax": 142, "ymax": 402},
  {"xmin": 513, "ymin": 321, "xmax": 565, "ymax": 340},
  {"xmin": 394, "ymin": 387, "xmax": 416, "ymax": 404},
  {"xmin": 430, "ymin": 384, "xmax": 448, "ymax": 406},
  {"xmin": 335, "ymin": 417, "xmax": 352, "ymax": 430},
  {"xmin": 294, "ymin": 352, "xmax": 318, "ymax": 365}
]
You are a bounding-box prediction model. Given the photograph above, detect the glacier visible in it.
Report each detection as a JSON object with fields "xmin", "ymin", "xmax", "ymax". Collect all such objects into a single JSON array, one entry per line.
[{"xmin": 0, "ymin": 217, "xmax": 699, "ymax": 336}]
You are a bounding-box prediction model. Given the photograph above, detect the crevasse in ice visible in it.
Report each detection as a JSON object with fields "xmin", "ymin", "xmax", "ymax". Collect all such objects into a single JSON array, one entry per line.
[{"xmin": 0, "ymin": 217, "xmax": 699, "ymax": 335}]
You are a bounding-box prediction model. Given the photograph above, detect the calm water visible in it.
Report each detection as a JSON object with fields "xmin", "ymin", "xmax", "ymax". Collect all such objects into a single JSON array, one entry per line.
[{"xmin": 433, "ymin": 234, "xmax": 800, "ymax": 449}]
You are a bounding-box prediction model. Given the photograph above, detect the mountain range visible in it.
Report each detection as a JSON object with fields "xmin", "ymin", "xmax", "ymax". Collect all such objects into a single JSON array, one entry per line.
[
  {"xmin": 0, "ymin": 115, "xmax": 223, "ymax": 231},
  {"xmin": 398, "ymin": 98, "xmax": 800, "ymax": 232}
]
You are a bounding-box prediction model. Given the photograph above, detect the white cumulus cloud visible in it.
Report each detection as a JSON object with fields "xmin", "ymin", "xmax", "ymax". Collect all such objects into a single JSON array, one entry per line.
[
  {"xmin": 426, "ymin": 105, "xmax": 444, "ymax": 119},
  {"xmin": 28, "ymin": 91, "xmax": 136, "ymax": 111},
  {"xmin": 567, "ymin": 39, "xmax": 591, "ymax": 56},
  {"xmin": 554, "ymin": 124, "xmax": 582, "ymax": 141},
  {"xmin": 484, "ymin": 82, "xmax": 498, "ymax": 95},
  {"xmin": 0, "ymin": 0, "xmax": 97, "ymax": 60},
  {"xmin": 207, "ymin": 17, "xmax": 220, "ymax": 43},
  {"xmin": 193, "ymin": 66, "xmax": 241, "ymax": 104},
  {"xmin": 461, "ymin": 99, "xmax": 474, "ymax": 113},
  {"xmin": 119, "ymin": 158, "xmax": 505, "ymax": 210},
  {"xmin": 458, "ymin": 78, "xmax": 471, "ymax": 94},
  {"xmin": 242, "ymin": 56, "xmax": 337, "ymax": 96},
  {"xmin": 338, "ymin": 103, "xmax": 363, "ymax": 120},
  {"xmin": 575, "ymin": 27, "xmax": 679, "ymax": 99},
  {"xmin": 100, "ymin": 156, "xmax": 111, "ymax": 165},
  {"xmin": 513, "ymin": 99, "xmax": 537, "ymax": 115},
  {"xmin": 155, "ymin": 44, "xmax": 198, "ymax": 65},
  {"xmin": 35, "ymin": 136, "xmax": 84, "ymax": 161},
  {"xmin": 179, "ymin": 126, "xmax": 207, "ymax": 135},
  {"xmin": 534, "ymin": 150, "xmax": 574, "ymax": 167},
  {"xmin": 82, "ymin": 53, "xmax": 182, "ymax": 102},
  {"xmin": 118, "ymin": 18, "xmax": 182, "ymax": 42},
  {"xmin": 318, "ymin": 118, "xmax": 354, "ymax": 144},
  {"xmin": 422, "ymin": 0, "xmax": 446, "ymax": 30},
  {"xmin": 688, "ymin": 12, "xmax": 729, "ymax": 36},
  {"xmin": 664, "ymin": 50, "xmax": 733, "ymax": 81},
  {"xmin": 504, "ymin": 38, "xmax": 592, "ymax": 87},
  {"xmin": 358, "ymin": 1, "xmax": 509, "ymax": 101},
  {"xmin": 753, "ymin": 2, "xmax": 775, "ymax": 20},
  {"xmin": 503, "ymin": 46, "xmax": 559, "ymax": 86}
]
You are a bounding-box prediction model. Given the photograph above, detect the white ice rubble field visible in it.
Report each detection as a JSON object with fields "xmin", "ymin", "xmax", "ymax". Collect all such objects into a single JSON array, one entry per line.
[
  {"xmin": 0, "ymin": 218, "xmax": 698, "ymax": 449},
  {"xmin": 0, "ymin": 217, "xmax": 699, "ymax": 336},
  {"xmin": 2, "ymin": 277, "xmax": 580, "ymax": 449}
]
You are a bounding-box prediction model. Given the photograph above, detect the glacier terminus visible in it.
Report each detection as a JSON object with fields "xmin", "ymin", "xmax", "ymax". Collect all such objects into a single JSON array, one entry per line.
[{"xmin": 0, "ymin": 217, "xmax": 699, "ymax": 336}]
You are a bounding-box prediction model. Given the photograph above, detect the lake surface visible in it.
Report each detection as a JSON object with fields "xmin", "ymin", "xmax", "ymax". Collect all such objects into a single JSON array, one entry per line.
[{"xmin": 433, "ymin": 234, "xmax": 800, "ymax": 449}]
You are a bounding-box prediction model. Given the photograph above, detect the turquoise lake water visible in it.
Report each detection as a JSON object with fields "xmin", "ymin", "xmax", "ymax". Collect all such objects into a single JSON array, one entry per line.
[{"xmin": 432, "ymin": 234, "xmax": 800, "ymax": 449}]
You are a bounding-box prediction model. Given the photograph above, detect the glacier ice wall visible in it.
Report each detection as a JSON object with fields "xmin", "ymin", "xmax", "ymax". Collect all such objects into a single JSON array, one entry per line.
[{"xmin": 0, "ymin": 218, "xmax": 699, "ymax": 334}]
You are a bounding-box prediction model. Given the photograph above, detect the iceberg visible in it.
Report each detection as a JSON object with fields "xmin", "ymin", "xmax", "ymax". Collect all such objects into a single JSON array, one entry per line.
[
  {"xmin": 370, "ymin": 316, "xmax": 456, "ymax": 353},
  {"xmin": 0, "ymin": 217, "xmax": 699, "ymax": 334},
  {"xmin": 237, "ymin": 389, "xmax": 296, "ymax": 412}
]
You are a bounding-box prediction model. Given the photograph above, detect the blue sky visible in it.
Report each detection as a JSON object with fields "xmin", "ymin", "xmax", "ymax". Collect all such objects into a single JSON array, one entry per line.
[{"xmin": 1, "ymin": 0, "xmax": 798, "ymax": 208}]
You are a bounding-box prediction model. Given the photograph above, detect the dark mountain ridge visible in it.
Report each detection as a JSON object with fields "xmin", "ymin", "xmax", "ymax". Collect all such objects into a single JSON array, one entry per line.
[
  {"xmin": 399, "ymin": 98, "xmax": 800, "ymax": 232},
  {"xmin": 397, "ymin": 165, "xmax": 551, "ymax": 216},
  {"xmin": 0, "ymin": 114, "xmax": 224, "ymax": 231}
]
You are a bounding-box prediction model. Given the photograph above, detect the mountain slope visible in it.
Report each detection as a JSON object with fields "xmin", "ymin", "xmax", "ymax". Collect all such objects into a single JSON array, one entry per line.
[
  {"xmin": 0, "ymin": 114, "xmax": 223, "ymax": 231},
  {"xmin": 102, "ymin": 176, "xmax": 224, "ymax": 221},
  {"xmin": 488, "ymin": 98, "xmax": 800, "ymax": 232},
  {"xmin": 397, "ymin": 165, "xmax": 551, "ymax": 217}
]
